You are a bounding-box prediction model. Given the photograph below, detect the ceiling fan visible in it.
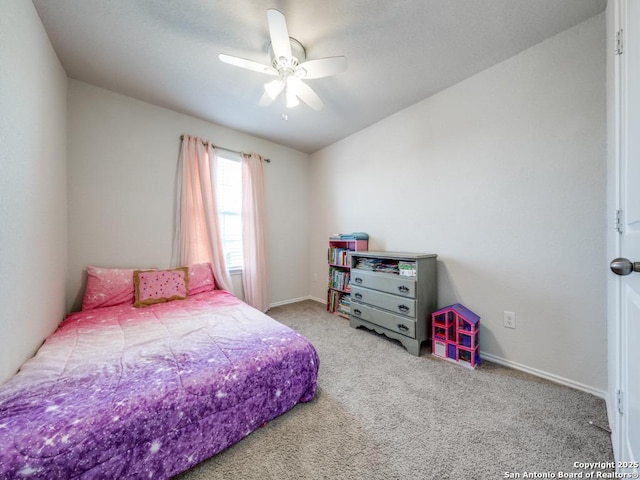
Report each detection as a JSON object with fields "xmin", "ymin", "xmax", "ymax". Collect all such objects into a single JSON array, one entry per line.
[{"xmin": 218, "ymin": 9, "xmax": 347, "ymax": 112}]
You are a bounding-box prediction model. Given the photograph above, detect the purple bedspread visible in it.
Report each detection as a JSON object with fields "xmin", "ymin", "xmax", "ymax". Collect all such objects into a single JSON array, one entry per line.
[{"xmin": 0, "ymin": 291, "xmax": 319, "ymax": 479}]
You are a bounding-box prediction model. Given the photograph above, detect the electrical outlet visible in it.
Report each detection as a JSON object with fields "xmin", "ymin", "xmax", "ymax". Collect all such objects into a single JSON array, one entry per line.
[
  {"xmin": 504, "ymin": 311, "xmax": 516, "ymax": 329},
  {"xmin": 312, "ymin": 272, "xmax": 318, "ymax": 282}
]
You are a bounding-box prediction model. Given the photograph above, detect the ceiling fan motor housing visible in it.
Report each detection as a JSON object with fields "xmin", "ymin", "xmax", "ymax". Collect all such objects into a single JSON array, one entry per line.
[{"xmin": 270, "ymin": 38, "xmax": 306, "ymax": 78}]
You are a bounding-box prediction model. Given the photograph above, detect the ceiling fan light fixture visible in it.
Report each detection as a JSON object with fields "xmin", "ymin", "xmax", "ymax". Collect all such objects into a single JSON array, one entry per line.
[
  {"xmin": 264, "ymin": 79, "xmax": 284, "ymax": 100},
  {"xmin": 285, "ymin": 76, "xmax": 302, "ymax": 108},
  {"xmin": 285, "ymin": 86, "xmax": 299, "ymax": 108},
  {"xmin": 286, "ymin": 76, "xmax": 301, "ymax": 94}
]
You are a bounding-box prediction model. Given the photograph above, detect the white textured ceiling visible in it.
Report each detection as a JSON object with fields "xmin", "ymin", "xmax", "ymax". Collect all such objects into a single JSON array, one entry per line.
[{"xmin": 33, "ymin": 0, "xmax": 606, "ymax": 153}]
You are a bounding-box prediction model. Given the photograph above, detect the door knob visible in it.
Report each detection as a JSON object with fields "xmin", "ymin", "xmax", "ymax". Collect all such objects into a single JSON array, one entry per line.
[{"xmin": 610, "ymin": 258, "xmax": 640, "ymax": 276}]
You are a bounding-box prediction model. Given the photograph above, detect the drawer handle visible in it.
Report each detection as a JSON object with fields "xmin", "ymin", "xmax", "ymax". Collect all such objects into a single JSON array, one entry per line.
[
  {"xmin": 353, "ymin": 309, "xmax": 362, "ymax": 316},
  {"xmin": 354, "ymin": 277, "xmax": 363, "ymax": 284},
  {"xmin": 397, "ymin": 324, "xmax": 409, "ymax": 331},
  {"xmin": 398, "ymin": 305, "xmax": 409, "ymax": 313},
  {"xmin": 354, "ymin": 293, "xmax": 363, "ymax": 300},
  {"xmin": 397, "ymin": 285, "xmax": 410, "ymax": 294}
]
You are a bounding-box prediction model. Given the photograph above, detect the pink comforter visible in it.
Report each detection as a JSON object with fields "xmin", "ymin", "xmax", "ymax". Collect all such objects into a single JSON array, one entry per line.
[{"xmin": 0, "ymin": 291, "xmax": 319, "ymax": 479}]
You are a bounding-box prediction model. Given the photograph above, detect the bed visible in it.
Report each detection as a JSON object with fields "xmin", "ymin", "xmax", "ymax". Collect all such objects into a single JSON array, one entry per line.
[{"xmin": 0, "ymin": 264, "xmax": 319, "ymax": 479}]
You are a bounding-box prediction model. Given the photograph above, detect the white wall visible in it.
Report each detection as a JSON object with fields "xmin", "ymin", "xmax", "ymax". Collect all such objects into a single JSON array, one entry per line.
[
  {"xmin": 0, "ymin": 1, "xmax": 68, "ymax": 383},
  {"xmin": 67, "ymin": 80, "xmax": 310, "ymax": 311},
  {"xmin": 309, "ymin": 15, "xmax": 607, "ymax": 393}
]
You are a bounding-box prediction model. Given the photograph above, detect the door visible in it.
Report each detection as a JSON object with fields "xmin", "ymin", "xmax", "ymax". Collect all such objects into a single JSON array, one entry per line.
[{"xmin": 611, "ymin": 0, "xmax": 640, "ymax": 471}]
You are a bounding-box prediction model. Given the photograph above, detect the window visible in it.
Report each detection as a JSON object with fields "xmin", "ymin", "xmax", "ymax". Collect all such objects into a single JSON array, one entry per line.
[{"xmin": 216, "ymin": 151, "xmax": 243, "ymax": 270}]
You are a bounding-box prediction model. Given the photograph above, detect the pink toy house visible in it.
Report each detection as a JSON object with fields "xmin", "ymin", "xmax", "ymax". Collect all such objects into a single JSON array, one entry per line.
[{"xmin": 432, "ymin": 303, "xmax": 481, "ymax": 368}]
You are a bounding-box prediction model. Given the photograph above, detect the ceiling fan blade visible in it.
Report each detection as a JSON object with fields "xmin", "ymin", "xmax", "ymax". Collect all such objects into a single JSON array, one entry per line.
[
  {"xmin": 218, "ymin": 53, "xmax": 276, "ymax": 76},
  {"xmin": 295, "ymin": 80, "xmax": 324, "ymax": 111},
  {"xmin": 297, "ymin": 56, "xmax": 348, "ymax": 79},
  {"xmin": 267, "ymin": 9, "xmax": 292, "ymax": 61}
]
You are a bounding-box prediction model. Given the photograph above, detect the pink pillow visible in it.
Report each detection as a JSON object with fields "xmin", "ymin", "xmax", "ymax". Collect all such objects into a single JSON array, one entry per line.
[
  {"xmin": 82, "ymin": 266, "xmax": 136, "ymax": 311},
  {"xmin": 188, "ymin": 262, "xmax": 216, "ymax": 295},
  {"xmin": 134, "ymin": 267, "xmax": 189, "ymax": 308}
]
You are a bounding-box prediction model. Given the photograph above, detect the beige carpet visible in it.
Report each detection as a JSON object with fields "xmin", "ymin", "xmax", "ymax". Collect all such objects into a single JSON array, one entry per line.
[{"xmin": 176, "ymin": 300, "xmax": 613, "ymax": 480}]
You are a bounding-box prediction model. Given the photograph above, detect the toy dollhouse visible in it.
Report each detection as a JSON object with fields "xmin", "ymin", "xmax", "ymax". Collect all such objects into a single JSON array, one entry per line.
[{"xmin": 431, "ymin": 303, "xmax": 481, "ymax": 368}]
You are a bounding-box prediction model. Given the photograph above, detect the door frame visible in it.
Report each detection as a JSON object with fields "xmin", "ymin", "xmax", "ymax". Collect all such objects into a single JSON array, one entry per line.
[{"xmin": 607, "ymin": 0, "xmax": 633, "ymax": 466}]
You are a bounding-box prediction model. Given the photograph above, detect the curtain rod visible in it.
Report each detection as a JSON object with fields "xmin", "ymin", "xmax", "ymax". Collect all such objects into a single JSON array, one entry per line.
[{"xmin": 180, "ymin": 135, "xmax": 271, "ymax": 163}]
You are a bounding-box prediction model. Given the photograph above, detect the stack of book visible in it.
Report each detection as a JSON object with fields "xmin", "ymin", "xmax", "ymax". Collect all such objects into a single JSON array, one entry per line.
[
  {"xmin": 354, "ymin": 258, "xmax": 417, "ymax": 275},
  {"xmin": 398, "ymin": 261, "xmax": 417, "ymax": 276},
  {"xmin": 354, "ymin": 258, "xmax": 396, "ymax": 274},
  {"xmin": 337, "ymin": 295, "xmax": 351, "ymax": 316},
  {"xmin": 328, "ymin": 246, "xmax": 351, "ymax": 266},
  {"xmin": 329, "ymin": 267, "xmax": 350, "ymax": 291},
  {"xmin": 328, "ymin": 290, "xmax": 351, "ymax": 316}
]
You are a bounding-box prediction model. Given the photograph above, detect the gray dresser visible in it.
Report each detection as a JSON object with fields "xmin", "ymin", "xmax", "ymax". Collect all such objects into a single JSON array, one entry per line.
[{"xmin": 349, "ymin": 251, "xmax": 437, "ymax": 356}]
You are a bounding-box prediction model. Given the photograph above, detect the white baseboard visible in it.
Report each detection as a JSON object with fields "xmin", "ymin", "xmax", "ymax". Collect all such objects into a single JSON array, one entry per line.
[
  {"xmin": 308, "ymin": 296, "xmax": 325, "ymax": 304},
  {"xmin": 480, "ymin": 352, "xmax": 607, "ymax": 400},
  {"xmin": 269, "ymin": 295, "xmax": 325, "ymax": 308}
]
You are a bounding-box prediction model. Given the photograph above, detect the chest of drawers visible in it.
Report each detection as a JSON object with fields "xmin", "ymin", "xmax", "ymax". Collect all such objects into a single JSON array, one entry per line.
[{"xmin": 349, "ymin": 251, "xmax": 437, "ymax": 356}]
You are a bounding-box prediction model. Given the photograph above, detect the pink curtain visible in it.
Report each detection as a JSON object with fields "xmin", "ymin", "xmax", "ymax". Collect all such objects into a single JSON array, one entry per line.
[
  {"xmin": 241, "ymin": 153, "xmax": 269, "ymax": 312},
  {"xmin": 172, "ymin": 135, "xmax": 232, "ymax": 291}
]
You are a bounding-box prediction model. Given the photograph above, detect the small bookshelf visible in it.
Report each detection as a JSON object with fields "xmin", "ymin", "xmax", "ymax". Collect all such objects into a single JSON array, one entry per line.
[{"xmin": 327, "ymin": 238, "xmax": 368, "ymax": 318}]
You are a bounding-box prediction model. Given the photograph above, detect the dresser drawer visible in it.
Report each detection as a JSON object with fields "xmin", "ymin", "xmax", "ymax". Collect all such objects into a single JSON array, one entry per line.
[
  {"xmin": 351, "ymin": 302, "xmax": 416, "ymax": 338},
  {"xmin": 350, "ymin": 286, "xmax": 416, "ymax": 317},
  {"xmin": 350, "ymin": 269, "xmax": 416, "ymax": 298}
]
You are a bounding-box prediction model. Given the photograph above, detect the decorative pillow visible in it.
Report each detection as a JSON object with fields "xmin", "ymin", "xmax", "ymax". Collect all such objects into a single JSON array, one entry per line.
[
  {"xmin": 134, "ymin": 267, "xmax": 189, "ymax": 308},
  {"xmin": 82, "ymin": 266, "xmax": 137, "ymax": 311},
  {"xmin": 188, "ymin": 262, "xmax": 216, "ymax": 295}
]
